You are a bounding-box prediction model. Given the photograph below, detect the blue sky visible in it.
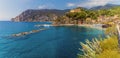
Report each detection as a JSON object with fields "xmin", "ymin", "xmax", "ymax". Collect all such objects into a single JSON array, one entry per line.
[{"xmin": 0, "ymin": 0, "xmax": 120, "ymax": 21}]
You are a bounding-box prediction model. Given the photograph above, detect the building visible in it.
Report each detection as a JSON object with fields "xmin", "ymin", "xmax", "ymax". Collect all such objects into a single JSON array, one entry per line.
[{"xmin": 70, "ymin": 8, "xmax": 81, "ymax": 13}]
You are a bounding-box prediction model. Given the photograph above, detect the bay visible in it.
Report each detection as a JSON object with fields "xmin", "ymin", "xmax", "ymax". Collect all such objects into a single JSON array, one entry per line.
[{"xmin": 0, "ymin": 21, "xmax": 104, "ymax": 58}]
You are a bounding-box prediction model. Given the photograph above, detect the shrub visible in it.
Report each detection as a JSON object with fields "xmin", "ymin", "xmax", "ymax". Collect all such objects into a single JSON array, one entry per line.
[{"xmin": 78, "ymin": 35, "xmax": 119, "ymax": 58}]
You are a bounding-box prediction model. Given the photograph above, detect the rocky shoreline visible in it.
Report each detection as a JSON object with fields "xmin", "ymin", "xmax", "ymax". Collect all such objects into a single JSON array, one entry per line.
[{"xmin": 52, "ymin": 24, "xmax": 106, "ymax": 30}]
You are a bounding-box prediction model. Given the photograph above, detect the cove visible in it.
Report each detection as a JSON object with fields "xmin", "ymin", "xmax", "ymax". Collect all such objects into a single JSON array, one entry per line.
[{"xmin": 0, "ymin": 21, "xmax": 105, "ymax": 58}]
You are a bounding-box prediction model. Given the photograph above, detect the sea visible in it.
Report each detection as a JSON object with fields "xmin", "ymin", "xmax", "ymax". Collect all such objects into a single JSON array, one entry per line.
[{"xmin": 0, "ymin": 21, "xmax": 105, "ymax": 58}]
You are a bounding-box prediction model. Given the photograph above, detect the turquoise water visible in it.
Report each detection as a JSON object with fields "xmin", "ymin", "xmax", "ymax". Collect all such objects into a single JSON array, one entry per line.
[{"xmin": 0, "ymin": 21, "xmax": 104, "ymax": 58}]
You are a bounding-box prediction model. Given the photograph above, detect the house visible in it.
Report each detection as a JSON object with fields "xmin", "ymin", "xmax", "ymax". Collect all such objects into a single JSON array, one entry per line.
[{"xmin": 70, "ymin": 8, "xmax": 81, "ymax": 13}]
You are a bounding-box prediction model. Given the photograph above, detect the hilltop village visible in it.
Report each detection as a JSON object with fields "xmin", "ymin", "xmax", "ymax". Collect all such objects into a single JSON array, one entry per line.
[{"xmin": 53, "ymin": 7, "xmax": 120, "ymax": 28}]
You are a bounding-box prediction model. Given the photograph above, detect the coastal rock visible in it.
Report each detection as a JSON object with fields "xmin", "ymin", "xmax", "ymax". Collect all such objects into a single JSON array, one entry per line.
[{"xmin": 102, "ymin": 24, "xmax": 111, "ymax": 28}]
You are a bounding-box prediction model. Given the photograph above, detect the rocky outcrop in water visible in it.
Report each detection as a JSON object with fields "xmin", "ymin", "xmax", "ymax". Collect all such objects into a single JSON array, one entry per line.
[{"xmin": 11, "ymin": 9, "xmax": 69, "ymax": 22}]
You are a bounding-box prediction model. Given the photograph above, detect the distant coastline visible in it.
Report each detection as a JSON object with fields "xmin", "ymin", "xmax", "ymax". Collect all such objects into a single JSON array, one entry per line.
[{"xmin": 10, "ymin": 4, "xmax": 120, "ymax": 30}]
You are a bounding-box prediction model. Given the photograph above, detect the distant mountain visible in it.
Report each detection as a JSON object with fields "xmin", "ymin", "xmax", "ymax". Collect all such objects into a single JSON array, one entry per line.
[
  {"xmin": 90, "ymin": 4, "xmax": 120, "ymax": 10},
  {"xmin": 11, "ymin": 9, "xmax": 70, "ymax": 22}
]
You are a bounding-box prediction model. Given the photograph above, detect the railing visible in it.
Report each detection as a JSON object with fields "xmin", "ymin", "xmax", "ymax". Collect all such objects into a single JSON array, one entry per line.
[{"xmin": 116, "ymin": 24, "xmax": 120, "ymax": 49}]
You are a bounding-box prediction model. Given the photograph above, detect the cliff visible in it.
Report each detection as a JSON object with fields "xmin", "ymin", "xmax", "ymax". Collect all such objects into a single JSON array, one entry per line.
[{"xmin": 11, "ymin": 9, "xmax": 69, "ymax": 22}]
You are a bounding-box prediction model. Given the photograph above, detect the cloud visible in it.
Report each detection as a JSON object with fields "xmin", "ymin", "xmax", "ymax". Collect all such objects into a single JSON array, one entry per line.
[
  {"xmin": 78, "ymin": 0, "xmax": 113, "ymax": 8},
  {"xmin": 68, "ymin": 0, "xmax": 120, "ymax": 8},
  {"xmin": 67, "ymin": 3, "xmax": 75, "ymax": 7},
  {"xmin": 38, "ymin": 4, "xmax": 55, "ymax": 9}
]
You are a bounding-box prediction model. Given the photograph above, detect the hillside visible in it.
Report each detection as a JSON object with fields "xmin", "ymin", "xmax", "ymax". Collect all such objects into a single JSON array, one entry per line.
[
  {"xmin": 91, "ymin": 4, "xmax": 120, "ymax": 10},
  {"xmin": 11, "ymin": 4, "xmax": 120, "ymax": 22},
  {"xmin": 11, "ymin": 9, "xmax": 69, "ymax": 22},
  {"xmin": 53, "ymin": 5, "xmax": 120, "ymax": 25}
]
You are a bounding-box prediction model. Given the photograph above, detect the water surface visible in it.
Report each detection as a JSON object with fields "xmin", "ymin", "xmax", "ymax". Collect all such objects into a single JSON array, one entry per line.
[{"xmin": 0, "ymin": 21, "xmax": 104, "ymax": 58}]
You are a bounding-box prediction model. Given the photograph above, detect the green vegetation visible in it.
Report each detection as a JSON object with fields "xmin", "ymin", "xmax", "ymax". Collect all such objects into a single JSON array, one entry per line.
[
  {"xmin": 54, "ymin": 6, "xmax": 120, "ymax": 25},
  {"xmin": 53, "ymin": 6, "xmax": 120, "ymax": 58},
  {"xmin": 78, "ymin": 35, "xmax": 119, "ymax": 58},
  {"xmin": 78, "ymin": 24, "xmax": 120, "ymax": 58},
  {"xmin": 105, "ymin": 24, "xmax": 117, "ymax": 35}
]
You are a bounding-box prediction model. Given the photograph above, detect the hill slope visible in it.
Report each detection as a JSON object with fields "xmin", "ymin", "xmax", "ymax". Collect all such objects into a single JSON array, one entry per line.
[
  {"xmin": 11, "ymin": 9, "xmax": 69, "ymax": 22},
  {"xmin": 91, "ymin": 4, "xmax": 120, "ymax": 10}
]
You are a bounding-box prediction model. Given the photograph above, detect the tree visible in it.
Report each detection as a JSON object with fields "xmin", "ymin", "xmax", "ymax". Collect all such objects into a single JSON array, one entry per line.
[
  {"xmin": 87, "ymin": 11, "xmax": 98, "ymax": 20},
  {"xmin": 74, "ymin": 12, "xmax": 87, "ymax": 24}
]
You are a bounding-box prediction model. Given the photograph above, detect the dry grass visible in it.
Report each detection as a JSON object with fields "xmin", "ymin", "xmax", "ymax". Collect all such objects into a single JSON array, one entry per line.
[
  {"xmin": 97, "ymin": 50, "xmax": 120, "ymax": 58},
  {"xmin": 78, "ymin": 35, "xmax": 120, "ymax": 58},
  {"xmin": 100, "ymin": 35, "xmax": 118, "ymax": 51}
]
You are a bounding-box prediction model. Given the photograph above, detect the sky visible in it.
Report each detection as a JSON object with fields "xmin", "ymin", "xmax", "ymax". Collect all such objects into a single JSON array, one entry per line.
[{"xmin": 0, "ymin": 0, "xmax": 120, "ymax": 21}]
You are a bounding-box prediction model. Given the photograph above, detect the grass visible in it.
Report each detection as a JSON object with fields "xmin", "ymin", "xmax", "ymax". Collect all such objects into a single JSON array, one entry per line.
[
  {"xmin": 78, "ymin": 35, "xmax": 120, "ymax": 58},
  {"xmin": 100, "ymin": 35, "xmax": 118, "ymax": 51},
  {"xmin": 78, "ymin": 24, "xmax": 120, "ymax": 58}
]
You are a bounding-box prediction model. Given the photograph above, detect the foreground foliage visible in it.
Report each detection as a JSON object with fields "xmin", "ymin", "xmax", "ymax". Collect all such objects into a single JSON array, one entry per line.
[{"xmin": 78, "ymin": 35, "xmax": 119, "ymax": 58}]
